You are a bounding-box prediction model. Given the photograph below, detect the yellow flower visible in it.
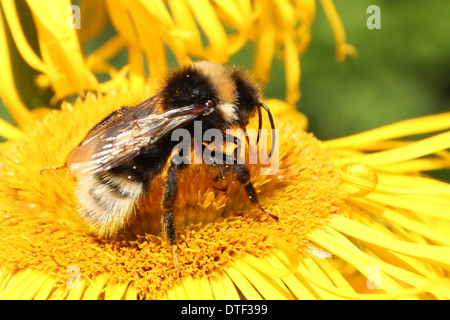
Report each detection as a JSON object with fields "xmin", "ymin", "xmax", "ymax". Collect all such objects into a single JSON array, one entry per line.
[{"xmin": 0, "ymin": 0, "xmax": 449, "ymax": 300}]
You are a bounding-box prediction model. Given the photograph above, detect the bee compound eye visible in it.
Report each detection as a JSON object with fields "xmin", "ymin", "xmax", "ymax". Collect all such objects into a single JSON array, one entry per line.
[
  {"xmin": 206, "ymin": 100, "xmax": 215, "ymax": 108},
  {"xmin": 204, "ymin": 100, "xmax": 215, "ymax": 115}
]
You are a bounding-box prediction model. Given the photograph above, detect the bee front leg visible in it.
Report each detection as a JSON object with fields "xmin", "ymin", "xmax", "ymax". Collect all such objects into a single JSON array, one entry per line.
[
  {"xmin": 203, "ymin": 139, "xmax": 237, "ymax": 190},
  {"xmin": 202, "ymin": 143, "xmax": 277, "ymax": 220},
  {"xmin": 211, "ymin": 133, "xmax": 241, "ymax": 183},
  {"xmin": 232, "ymin": 163, "xmax": 279, "ymax": 221},
  {"xmin": 161, "ymin": 159, "xmax": 186, "ymax": 277}
]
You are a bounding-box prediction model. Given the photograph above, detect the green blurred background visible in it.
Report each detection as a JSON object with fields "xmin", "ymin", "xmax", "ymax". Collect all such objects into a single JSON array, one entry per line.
[
  {"xmin": 1, "ymin": 0, "xmax": 449, "ymax": 152},
  {"xmin": 298, "ymin": 0, "xmax": 449, "ymax": 140}
]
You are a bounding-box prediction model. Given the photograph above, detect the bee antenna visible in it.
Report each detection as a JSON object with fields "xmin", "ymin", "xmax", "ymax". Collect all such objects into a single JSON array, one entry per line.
[
  {"xmin": 256, "ymin": 103, "xmax": 263, "ymax": 144},
  {"xmin": 256, "ymin": 102, "xmax": 276, "ymax": 161}
]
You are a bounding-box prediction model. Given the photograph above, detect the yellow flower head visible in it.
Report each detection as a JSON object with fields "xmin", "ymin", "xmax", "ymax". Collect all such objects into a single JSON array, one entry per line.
[
  {"xmin": 0, "ymin": 90, "xmax": 343, "ymax": 299},
  {"xmin": 0, "ymin": 0, "xmax": 449, "ymax": 300}
]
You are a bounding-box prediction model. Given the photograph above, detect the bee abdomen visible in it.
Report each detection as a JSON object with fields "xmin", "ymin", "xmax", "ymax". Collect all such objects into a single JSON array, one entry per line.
[{"xmin": 76, "ymin": 172, "xmax": 144, "ymax": 237}]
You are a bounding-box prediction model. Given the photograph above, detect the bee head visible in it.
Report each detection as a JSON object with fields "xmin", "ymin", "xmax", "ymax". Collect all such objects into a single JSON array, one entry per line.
[
  {"xmin": 159, "ymin": 63, "xmax": 216, "ymax": 111},
  {"xmin": 160, "ymin": 61, "xmax": 274, "ymax": 144}
]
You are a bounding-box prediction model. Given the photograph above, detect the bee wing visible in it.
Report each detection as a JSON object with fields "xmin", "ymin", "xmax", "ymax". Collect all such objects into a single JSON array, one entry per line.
[{"xmin": 67, "ymin": 95, "xmax": 204, "ymax": 175}]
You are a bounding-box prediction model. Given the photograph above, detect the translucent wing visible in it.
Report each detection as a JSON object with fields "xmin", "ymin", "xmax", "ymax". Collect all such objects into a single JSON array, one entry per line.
[{"xmin": 67, "ymin": 95, "xmax": 204, "ymax": 175}]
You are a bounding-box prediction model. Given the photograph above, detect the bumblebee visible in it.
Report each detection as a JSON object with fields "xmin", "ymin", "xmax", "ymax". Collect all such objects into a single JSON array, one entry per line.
[{"xmin": 66, "ymin": 61, "xmax": 276, "ymax": 267}]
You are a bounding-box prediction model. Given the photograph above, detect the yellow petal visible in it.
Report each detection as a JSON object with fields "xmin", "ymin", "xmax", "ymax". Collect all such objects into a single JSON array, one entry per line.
[
  {"xmin": 1, "ymin": 1, "xmax": 48, "ymax": 73},
  {"xmin": 209, "ymin": 274, "xmax": 240, "ymax": 300},
  {"xmin": 330, "ymin": 215, "xmax": 450, "ymax": 268},
  {"xmin": 82, "ymin": 274, "xmax": 108, "ymax": 300},
  {"xmin": 225, "ymin": 267, "xmax": 263, "ymax": 300},
  {"xmin": 185, "ymin": 0, "xmax": 229, "ymax": 63},
  {"xmin": 78, "ymin": 0, "xmax": 108, "ymax": 43},
  {"xmin": 284, "ymin": 34, "xmax": 301, "ymax": 105},
  {"xmin": 168, "ymin": 0, "xmax": 205, "ymax": 57},
  {"xmin": 251, "ymin": 1, "xmax": 275, "ymax": 85},
  {"xmin": 342, "ymin": 131, "xmax": 450, "ymax": 166},
  {"xmin": 233, "ymin": 257, "xmax": 294, "ymax": 299},
  {"xmin": 26, "ymin": 0, "xmax": 98, "ymax": 99},
  {"xmin": 324, "ymin": 112, "xmax": 450, "ymax": 149},
  {"xmin": 351, "ymin": 198, "xmax": 450, "ymax": 247},
  {"xmin": 320, "ymin": 0, "xmax": 357, "ymax": 62},
  {"xmin": 0, "ymin": 118, "xmax": 23, "ymax": 141},
  {"xmin": 0, "ymin": 6, "xmax": 34, "ymax": 127}
]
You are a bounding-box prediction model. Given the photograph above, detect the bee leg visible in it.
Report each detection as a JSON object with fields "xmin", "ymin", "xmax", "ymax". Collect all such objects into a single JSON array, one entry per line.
[
  {"xmin": 202, "ymin": 142, "xmax": 276, "ymax": 220},
  {"xmin": 211, "ymin": 163, "xmax": 232, "ymax": 192},
  {"xmin": 217, "ymin": 133, "xmax": 243, "ymax": 179},
  {"xmin": 161, "ymin": 159, "xmax": 186, "ymax": 277},
  {"xmin": 232, "ymin": 163, "xmax": 279, "ymax": 221},
  {"xmin": 161, "ymin": 210, "xmax": 181, "ymax": 277},
  {"xmin": 204, "ymin": 140, "xmax": 237, "ymax": 190},
  {"xmin": 213, "ymin": 164, "xmax": 232, "ymax": 182}
]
